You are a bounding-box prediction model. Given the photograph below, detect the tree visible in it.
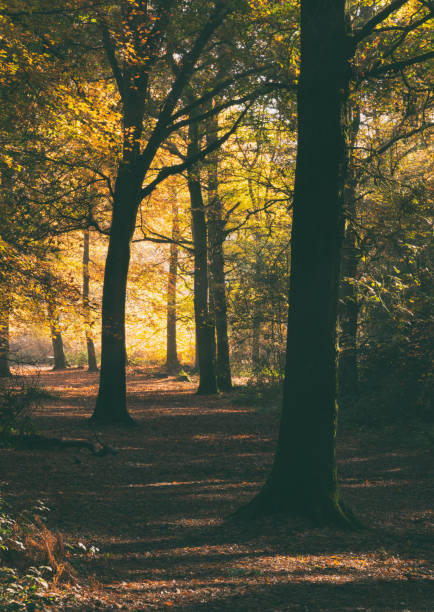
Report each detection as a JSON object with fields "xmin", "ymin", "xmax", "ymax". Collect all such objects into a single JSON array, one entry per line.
[
  {"xmin": 0, "ymin": 294, "xmax": 11, "ymax": 377},
  {"xmin": 165, "ymin": 196, "xmax": 180, "ymax": 373},
  {"xmin": 83, "ymin": 230, "xmax": 98, "ymax": 372},
  {"xmin": 235, "ymin": 0, "xmax": 433, "ymax": 525},
  {"xmin": 91, "ymin": 0, "xmax": 257, "ymax": 422},
  {"xmin": 187, "ymin": 118, "xmax": 218, "ymax": 394},
  {"xmin": 206, "ymin": 110, "xmax": 232, "ymax": 390},
  {"xmin": 233, "ymin": 0, "xmax": 356, "ymax": 525}
]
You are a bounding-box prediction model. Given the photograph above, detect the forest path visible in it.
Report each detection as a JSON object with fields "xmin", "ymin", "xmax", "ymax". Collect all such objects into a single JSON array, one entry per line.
[{"xmin": 1, "ymin": 368, "xmax": 433, "ymax": 610}]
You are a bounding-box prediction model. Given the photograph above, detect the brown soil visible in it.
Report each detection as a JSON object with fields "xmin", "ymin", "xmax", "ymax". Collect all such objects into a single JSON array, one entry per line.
[{"xmin": 1, "ymin": 368, "xmax": 433, "ymax": 610}]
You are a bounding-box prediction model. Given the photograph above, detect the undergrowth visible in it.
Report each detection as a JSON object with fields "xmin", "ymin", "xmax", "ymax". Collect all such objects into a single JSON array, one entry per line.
[
  {"xmin": 0, "ymin": 374, "xmax": 56, "ymax": 441},
  {"xmin": 231, "ymin": 381, "xmax": 282, "ymax": 414},
  {"xmin": 0, "ymin": 498, "xmax": 76, "ymax": 610}
]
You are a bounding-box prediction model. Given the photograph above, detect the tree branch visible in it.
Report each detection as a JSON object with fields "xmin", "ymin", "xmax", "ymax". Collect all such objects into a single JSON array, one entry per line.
[
  {"xmin": 362, "ymin": 123, "xmax": 433, "ymax": 163},
  {"xmin": 100, "ymin": 23, "xmax": 125, "ymax": 105},
  {"xmin": 366, "ymin": 50, "xmax": 434, "ymax": 77},
  {"xmin": 138, "ymin": 2, "xmax": 230, "ymax": 170},
  {"xmin": 141, "ymin": 104, "xmax": 252, "ymax": 200},
  {"xmin": 353, "ymin": 0, "xmax": 411, "ymax": 43},
  {"xmin": 165, "ymin": 84, "xmax": 283, "ymax": 135},
  {"xmin": 168, "ymin": 66, "xmax": 276, "ymax": 123}
]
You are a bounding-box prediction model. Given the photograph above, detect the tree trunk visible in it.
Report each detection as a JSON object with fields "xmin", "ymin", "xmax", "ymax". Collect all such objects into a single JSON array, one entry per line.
[
  {"xmin": 206, "ymin": 112, "xmax": 232, "ymax": 391},
  {"xmin": 83, "ymin": 229, "xmax": 98, "ymax": 372},
  {"xmin": 0, "ymin": 301, "xmax": 11, "ymax": 377},
  {"xmin": 251, "ymin": 243, "xmax": 262, "ymax": 370},
  {"xmin": 338, "ymin": 102, "xmax": 361, "ymax": 397},
  {"xmin": 339, "ymin": 179, "xmax": 360, "ymax": 396},
  {"xmin": 234, "ymin": 0, "xmax": 357, "ymax": 527},
  {"xmin": 48, "ymin": 309, "xmax": 67, "ymax": 371},
  {"xmin": 91, "ymin": 166, "xmax": 142, "ymax": 424},
  {"xmin": 166, "ymin": 198, "xmax": 180, "ymax": 373},
  {"xmin": 207, "ymin": 283, "xmax": 217, "ymax": 368},
  {"xmin": 188, "ymin": 120, "xmax": 217, "ymax": 395}
]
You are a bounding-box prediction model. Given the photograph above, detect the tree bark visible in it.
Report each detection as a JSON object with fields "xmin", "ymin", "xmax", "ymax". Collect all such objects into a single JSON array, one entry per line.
[
  {"xmin": 48, "ymin": 308, "xmax": 67, "ymax": 371},
  {"xmin": 92, "ymin": 165, "xmax": 141, "ymax": 424},
  {"xmin": 251, "ymin": 244, "xmax": 262, "ymax": 370},
  {"xmin": 206, "ymin": 111, "xmax": 232, "ymax": 391},
  {"xmin": 92, "ymin": 4, "xmax": 230, "ymax": 421},
  {"xmin": 339, "ymin": 179, "xmax": 360, "ymax": 396},
  {"xmin": 0, "ymin": 300, "xmax": 11, "ymax": 377},
  {"xmin": 234, "ymin": 0, "xmax": 357, "ymax": 527},
  {"xmin": 338, "ymin": 103, "xmax": 361, "ymax": 397},
  {"xmin": 188, "ymin": 120, "xmax": 217, "ymax": 395},
  {"xmin": 166, "ymin": 198, "xmax": 180, "ymax": 373},
  {"xmin": 83, "ymin": 229, "xmax": 98, "ymax": 372}
]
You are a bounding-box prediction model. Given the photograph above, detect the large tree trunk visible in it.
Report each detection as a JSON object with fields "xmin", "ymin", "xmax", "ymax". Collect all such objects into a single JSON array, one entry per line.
[
  {"xmin": 235, "ymin": 0, "xmax": 357, "ymax": 526},
  {"xmin": 0, "ymin": 300, "xmax": 11, "ymax": 377},
  {"xmin": 188, "ymin": 121, "xmax": 217, "ymax": 395},
  {"xmin": 91, "ymin": 166, "xmax": 142, "ymax": 424},
  {"xmin": 166, "ymin": 198, "xmax": 180, "ymax": 373},
  {"xmin": 206, "ymin": 112, "xmax": 232, "ymax": 391},
  {"xmin": 83, "ymin": 229, "xmax": 98, "ymax": 372}
]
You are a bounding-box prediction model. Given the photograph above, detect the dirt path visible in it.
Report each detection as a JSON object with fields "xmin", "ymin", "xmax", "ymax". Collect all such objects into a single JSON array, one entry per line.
[{"xmin": 1, "ymin": 369, "xmax": 433, "ymax": 610}]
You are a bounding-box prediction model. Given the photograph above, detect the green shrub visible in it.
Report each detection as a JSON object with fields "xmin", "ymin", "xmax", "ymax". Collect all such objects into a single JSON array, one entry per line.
[{"xmin": 0, "ymin": 375, "xmax": 45, "ymax": 439}]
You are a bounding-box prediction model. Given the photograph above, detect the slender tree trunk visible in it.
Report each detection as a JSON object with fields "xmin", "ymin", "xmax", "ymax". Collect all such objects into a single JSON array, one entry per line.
[
  {"xmin": 252, "ymin": 242, "xmax": 262, "ymax": 368},
  {"xmin": 92, "ymin": 166, "xmax": 142, "ymax": 423},
  {"xmin": 206, "ymin": 112, "xmax": 232, "ymax": 390},
  {"xmin": 0, "ymin": 300, "xmax": 11, "ymax": 377},
  {"xmin": 252, "ymin": 313, "xmax": 260, "ymax": 367},
  {"xmin": 48, "ymin": 303, "xmax": 67, "ymax": 371},
  {"xmin": 338, "ymin": 103, "xmax": 361, "ymax": 397},
  {"xmin": 339, "ymin": 180, "xmax": 360, "ymax": 396},
  {"xmin": 83, "ymin": 230, "xmax": 98, "ymax": 372},
  {"xmin": 208, "ymin": 282, "xmax": 217, "ymax": 367},
  {"xmin": 188, "ymin": 120, "xmax": 217, "ymax": 395},
  {"xmin": 166, "ymin": 198, "xmax": 180, "ymax": 373},
  {"xmin": 235, "ymin": 0, "xmax": 357, "ymax": 526}
]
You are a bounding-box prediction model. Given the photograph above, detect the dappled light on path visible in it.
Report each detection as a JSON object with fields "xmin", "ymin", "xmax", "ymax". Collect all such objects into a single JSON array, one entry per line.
[{"xmin": 1, "ymin": 369, "xmax": 433, "ymax": 610}]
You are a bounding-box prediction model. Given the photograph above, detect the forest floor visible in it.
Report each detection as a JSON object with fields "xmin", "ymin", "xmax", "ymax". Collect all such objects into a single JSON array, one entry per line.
[{"xmin": 1, "ymin": 368, "xmax": 433, "ymax": 611}]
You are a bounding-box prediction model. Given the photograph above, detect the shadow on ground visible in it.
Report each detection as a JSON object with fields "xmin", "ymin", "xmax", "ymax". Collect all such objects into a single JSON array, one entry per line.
[{"xmin": 1, "ymin": 369, "xmax": 433, "ymax": 610}]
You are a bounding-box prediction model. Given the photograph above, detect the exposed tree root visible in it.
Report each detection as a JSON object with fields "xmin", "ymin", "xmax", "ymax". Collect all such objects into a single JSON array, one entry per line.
[{"xmin": 229, "ymin": 485, "xmax": 363, "ymax": 530}]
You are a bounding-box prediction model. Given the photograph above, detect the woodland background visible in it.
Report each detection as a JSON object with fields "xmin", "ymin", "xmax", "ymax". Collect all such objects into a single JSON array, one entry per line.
[{"xmin": 0, "ymin": 0, "xmax": 433, "ymax": 610}]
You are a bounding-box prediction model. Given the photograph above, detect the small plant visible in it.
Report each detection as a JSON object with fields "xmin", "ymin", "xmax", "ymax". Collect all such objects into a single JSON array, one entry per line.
[
  {"xmin": 0, "ymin": 374, "xmax": 46, "ymax": 440},
  {"xmin": 176, "ymin": 368, "xmax": 192, "ymax": 382},
  {"xmin": 0, "ymin": 498, "xmax": 75, "ymax": 610}
]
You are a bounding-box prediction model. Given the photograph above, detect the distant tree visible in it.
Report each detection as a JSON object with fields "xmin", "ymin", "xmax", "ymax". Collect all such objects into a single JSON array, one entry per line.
[
  {"xmin": 166, "ymin": 197, "xmax": 180, "ymax": 373},
  {"xmin": 0, "ymin": 295, "xmax": 11, "ymax": 377},
  {"xmin": 187, "ymin": 117, "xmax": 218, "ymax": 394},
  {"xmin": 83, "ymin": 230, "xmax": 98, "ymax": 372}
]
